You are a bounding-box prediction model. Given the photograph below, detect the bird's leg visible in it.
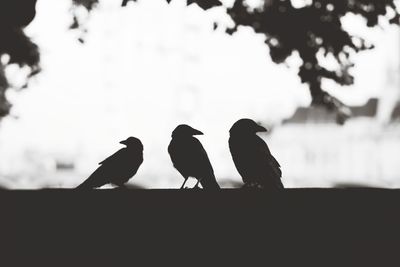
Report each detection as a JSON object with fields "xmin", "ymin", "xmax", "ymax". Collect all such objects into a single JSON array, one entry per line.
[
  {"xmin": 180, "ymin": 178, "xmax": 188, "ymax": 189},
  {"xmin": 193, "ymin": 179, "xmax": 201, "ymax": 189}
]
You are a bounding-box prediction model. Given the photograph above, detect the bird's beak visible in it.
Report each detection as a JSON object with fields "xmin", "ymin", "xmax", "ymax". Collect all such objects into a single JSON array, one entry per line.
[
  {"xmin": 192, "ymin": 129, "xmax": 204, "ymax": 135},
  {"xmin": 256, "ymin": 125, "xmax": 268, "ymax": 132},
  {"xmin": 119, "ymin": 140, "xmax": 128, "ymax": 145}
]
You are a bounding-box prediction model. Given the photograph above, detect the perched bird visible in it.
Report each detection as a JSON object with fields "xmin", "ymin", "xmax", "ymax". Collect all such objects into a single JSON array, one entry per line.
[
  {"xmin": 77, "ymin": 137, "xmax": 143, "ymax": 189},
  {"xmin": 229, "ymin": 119, "xmax": 284, "ymax": 189},
  {"xmin": 168, "ymin": 124, "xmax": 220, "ymax": 190}
]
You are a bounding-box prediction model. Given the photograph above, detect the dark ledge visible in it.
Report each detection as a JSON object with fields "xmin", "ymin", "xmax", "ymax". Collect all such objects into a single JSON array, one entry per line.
[{"xmin": 1, "ymin": 188, "xmax": 399, "ymax": 264}]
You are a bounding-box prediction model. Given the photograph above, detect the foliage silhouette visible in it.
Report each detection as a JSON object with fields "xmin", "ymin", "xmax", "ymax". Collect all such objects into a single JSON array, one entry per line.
[
  {"xmin": 0, "ymin": 0, "xmax": 39, "ymax": 118},
  {"xmin": 70, "ymin": 0, "xmax": 400, "ymax": 122},
  {"xmin": 0, "ymin": 0, "xmax": 399, "ymax": 121},
  {"xmin": 225, "ymin": 0, "xmax": 400, "ymax": 122}
]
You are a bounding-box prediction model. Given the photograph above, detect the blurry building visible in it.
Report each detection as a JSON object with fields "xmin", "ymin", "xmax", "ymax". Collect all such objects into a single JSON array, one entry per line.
[
  {"xmin": 282, "ymin": 98, "xmax": 379, "ymax": 125},
  {"xmin": 391, "ymin": 102, "xmax": 400, "ymax": 122},
  {"xmin": 272, "ymin": 29, "xmax": 400, "ymax": 188}
]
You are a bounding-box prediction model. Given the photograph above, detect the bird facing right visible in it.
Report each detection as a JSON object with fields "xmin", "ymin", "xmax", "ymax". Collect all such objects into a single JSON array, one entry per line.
[
  {"xmin": 229, "ymin": 119, "xmax": 284, "ymax": 189},
  {"xmin": 76, "ymin": 137, "xmax": 143, "ymax": 189},
  {"xmin": 168, "ymin": 124, "xmax": 220, "ymax": 190}
]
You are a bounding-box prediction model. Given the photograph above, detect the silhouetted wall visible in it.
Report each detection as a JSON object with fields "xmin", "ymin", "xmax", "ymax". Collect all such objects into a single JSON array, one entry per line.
[{"xmin": 1, "ymin": 189, "xmax": 399, "ymax": 264}]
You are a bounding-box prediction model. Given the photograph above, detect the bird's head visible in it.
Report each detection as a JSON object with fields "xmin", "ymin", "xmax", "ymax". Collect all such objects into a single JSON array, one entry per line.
[
  {"xmin": 229, "ymin": 118, "xmax": 267, "ymax": 135},
  {"xmin": 171, "ymin": 124, "xmax": 204, "ymax": 138},
  {"xmin": 120, "ymin": 137, "xmax": 143, "ymax": 150}
]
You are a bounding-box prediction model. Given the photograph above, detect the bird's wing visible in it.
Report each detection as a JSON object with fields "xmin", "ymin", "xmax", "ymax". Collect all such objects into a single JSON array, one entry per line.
[
  {"xmin": 98, "ymin": 148, "xmax": 127, "ymax": 165},
  {"xmin": 254, "ymin": 137, "xmax": 283, "ymax": 180},
  {"xmin": 77, "ymin": 148, "xmax": 139, "ymax": 189},
  {"xmin": 190, "ymin": 138, "xmax": 216, "ymax": 178},
  {"xmin": 191, "ymin": 138, "xmax": 220, "ymax": 189}
]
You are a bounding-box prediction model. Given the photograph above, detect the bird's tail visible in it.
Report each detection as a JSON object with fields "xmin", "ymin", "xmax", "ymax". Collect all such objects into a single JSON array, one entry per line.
[
  {"xmin": 75, "ymin": 171, "xmax": 100, "ymax": 190},
  {"xmin": 76, "ymin": 178, "xmax": 93, "ymax": 190},
  {"xmin": 200, "ymin": 175, "xmax": 221, "ymax": 190},
  {"xmin": 277, "ymin": 179, "xmax": 284, "ymax": 189}
]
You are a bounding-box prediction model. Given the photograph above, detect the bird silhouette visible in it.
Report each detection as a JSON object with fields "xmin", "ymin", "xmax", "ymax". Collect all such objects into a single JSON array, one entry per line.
[
  {"xmin": 229, "ymin": 119, "xmax": 283, "ymax": 189},
  {"xmin": 77, "ymin": 137, "xmax": 143, "ymax": 189},
  {"xmin": 168, "ymin": 124, "xmax": 220, "ymax": 190}
]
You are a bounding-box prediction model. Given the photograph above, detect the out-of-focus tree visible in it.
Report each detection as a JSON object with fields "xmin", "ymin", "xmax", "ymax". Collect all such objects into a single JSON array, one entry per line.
[
  {"xmin": 0, "ymin": 0, "xmax": 399, "ymax": 123},
  {"xmin": 224, "ymin": 0, "xmax": 400, "ymax": 123},
  {"xmin": 0, "ymin": 0, "xmax": 40, "ymax": 118}
]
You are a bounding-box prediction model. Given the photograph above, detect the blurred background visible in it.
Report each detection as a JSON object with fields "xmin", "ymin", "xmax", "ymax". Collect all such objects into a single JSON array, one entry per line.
[{"xmin": 0, "ymin": 0, "xmax": 399, "ymax": 189}]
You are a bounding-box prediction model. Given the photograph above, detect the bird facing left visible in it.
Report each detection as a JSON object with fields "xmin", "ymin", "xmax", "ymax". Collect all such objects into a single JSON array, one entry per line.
[{"xmin": 76, "ymin": 137, "xmax": 144, "ymax": 189}]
